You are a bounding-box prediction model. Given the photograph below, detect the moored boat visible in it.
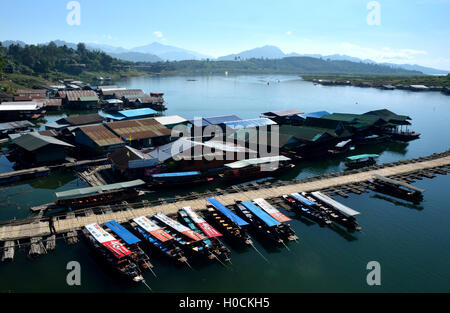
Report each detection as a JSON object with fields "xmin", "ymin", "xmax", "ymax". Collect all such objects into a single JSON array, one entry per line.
[
  {"xmin": 178, "ymin": 207, "xmax": 231, "ymax": 263},
  {"xmin": 371, "ymin": 174, "xmax": 424, "ymax": 203},
  {"xmin": 283, "ymin": 193, "xmax": 332, "ymax": 226},
  {"xmin": 204, "ymin": 198, "xmax": 253, "ymax": 246},
  {"xmin": 104, "ymin": 220, "xmax": 154, "ymax": 272},
  {"xmin": 82, "ymin": 223, "xmax": 144, "ymax": 283},
  {"xmin": 152, "ymin": 212, "xmax": 215, "ymax": 261},
  {"xmin": 310, "ymin": 191, "xmax": 361, "ymax": 231},
  {"xmin": 132, "ymin": 216, "xmax": 188, "ymax": 265},
  {"xmin": 234, "ymin": 200, "xmax": 293, "ymax": 247},
  {"xmin": 344, "ymin": 154, "xmax": 379, "ymax": 169},
  {"xmin": 253, "ymin": 198, "xmax": 299, "ymax": 242}
]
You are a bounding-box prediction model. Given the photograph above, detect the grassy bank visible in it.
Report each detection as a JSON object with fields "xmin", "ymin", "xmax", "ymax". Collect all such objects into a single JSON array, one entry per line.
[{"xmin": 302, "ymin": 74, "xmax": 450, "ymax": 88}]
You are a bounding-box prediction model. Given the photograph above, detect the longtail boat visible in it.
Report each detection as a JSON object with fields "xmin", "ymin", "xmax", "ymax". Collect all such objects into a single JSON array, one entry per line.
[
  {"xmin": 82, "ymin": 223, "xmax": 144, "ymax": 283},
  {"xmin": 204, "ymin": 198, "xmax": 253, "ymax": 246},
  {"xmin": 370, "ymin": 174, "xmax": 424, "ymax": 203},
  {"xmin": 234, "ymin": 200, "xmax": 289, "ymax": 246},
  {"xmin": 252, "ymin": 198, "xmax": 299, "ymax": 242},
  {"xmin": 104, "ymin": 220, "xmax": 154, "ymax": 272},
  {"xmin": 132, "ymin": 216, "xmax": 187, "ymax": 265},
  {"xmin": 283, "ymin": 193, "xmax": 332, "ymax": 226},
  {"xmin": 152, "ymin": 212, "xmax": 215, "ymax": 261},
  {"xmin": 310, "ymin": 191, "xmax": 361, "ymax": 231},
  {"xmin": 178, "ymin": 206, "xmax": 231, "ymax": 262}
]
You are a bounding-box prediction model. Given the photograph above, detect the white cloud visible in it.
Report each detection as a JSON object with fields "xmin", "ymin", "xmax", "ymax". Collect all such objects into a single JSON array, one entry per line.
[
  {"xmin": 153, "ymin": 31, "xmax": 163, "ymax": 39},
  {"xmin": 286, "ymin": 31, "xmax": 292, "ymax": 36}
]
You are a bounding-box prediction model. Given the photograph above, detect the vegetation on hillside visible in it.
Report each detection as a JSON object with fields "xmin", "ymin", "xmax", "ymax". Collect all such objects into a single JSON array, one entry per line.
[{"xmin": 302, "ymin": 74, "xmax": 450, "ymax": 88}]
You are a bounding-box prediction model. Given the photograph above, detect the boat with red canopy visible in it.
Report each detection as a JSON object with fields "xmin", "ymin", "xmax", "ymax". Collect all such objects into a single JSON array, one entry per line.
[{"xmin": 83, "ymin": 223, "xmax": 144, "ymax": 283}]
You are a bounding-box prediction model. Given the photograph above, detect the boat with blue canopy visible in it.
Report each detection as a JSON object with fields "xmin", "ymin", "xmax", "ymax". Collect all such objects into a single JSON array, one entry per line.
[
  {"xmin": 204, "ymin": 198, "xmax": 252, "ymax": 246},
  {"xmin": 104, "ymin": 220, "xmax": 154, "ymax": 272},
  {"xmin": 283, "ymin": 193, "xmax": 332, "ymax": 226},
  {"xmin": 233, "ymin": 201, "xmax": 295, "ymax": 247},
  {"xmin": 150, "ymin": 171, "xmax": 212, "ymax": 188}
]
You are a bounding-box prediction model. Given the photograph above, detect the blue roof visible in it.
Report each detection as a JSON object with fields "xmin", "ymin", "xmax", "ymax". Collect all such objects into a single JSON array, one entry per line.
[
  {"xmin": 291, "ymin": 193, "xmax": 317, "ymax": 206},
  {"xmin": 118, "ymin": 108, "xmax": 157, "ymax": 118},
  {"xmin": 104, "ymin": 220, "xmax": 141, "ymax": 245},
  {"xmin": 298, "ymin": 111, "xmax": 331, "ymax": 119},
  {"xmin": 152, "ymin": 171, "xmax": 200, "ymax": 178},
  {"xmin": 241, "ymin": 201, "xmax": 280, "ymax": 227},
  {"xmin": 206, "ymin": 198, "xmax": 249, "ymax": 227},
  {"xmin": 204, "ymin": 115, "xmax": 242, "ymax": 125},
  {"xmin": 99, "ymin": 111, "xmax": 126, "ymax": 120},
  {"xmin": 222, "ymin": 118, "xmax": 277, "ymax": 130}
]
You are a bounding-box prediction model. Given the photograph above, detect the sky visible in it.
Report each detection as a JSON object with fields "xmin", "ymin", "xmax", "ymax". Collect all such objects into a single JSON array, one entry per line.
[{"xmin": 1, "ymin": 0, "xmax": 449, "ymax": 70}]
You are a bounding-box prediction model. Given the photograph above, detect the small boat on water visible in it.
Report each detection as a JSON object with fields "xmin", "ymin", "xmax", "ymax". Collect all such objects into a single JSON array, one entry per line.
[
  {"xmin": 354, "ymin": 134, "xmax": 389, "ymax": 146},
  {"xmin": 103, "ymin": 220, "xmax": 154, "ymax": 272},
  {"xmin": 371, "ymin": 174, "xmax": 424, "ymax": 203},
  {"xmin": 283, "ymin": 193, "xmax": 332, "ymax": 226},
  {"xmin": 328, "ymin": 139, "xmax": 353, "ymax": 155},
  {"xmin": 204, "ymin": 198, "xmax": 253, "ymax": 246},
  {"xmin": 152, "ymin": 212, "xmax": 215, "ymax": 261},
  {"xmin": 253, "ymin": 198, "xmax": 299, "ymax": 242},
  {"xmin": 178, "ymin": 207, "xmax": 231, "ymax": 263},
  {"xmin": 344, "ymin": 154, "xmax": 379, "ymax": 169},
  {"xmin": 83, "ymin": 223, "xmax": 144, "ymax": 283},
  {"xmin": 132, "ymin": 216, "xmax": 188, "ymax": 265},
  {"xmin": 307, "ymin": 192, "xmax": 361, "ymax": 231},
  {"xmin": 234, "ymin": 200, "xmax": 295, "ymax": 247}
]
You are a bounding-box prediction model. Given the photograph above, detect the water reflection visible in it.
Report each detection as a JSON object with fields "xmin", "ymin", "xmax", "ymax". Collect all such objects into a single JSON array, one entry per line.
[{"xmin": 372, "ymin": 194, "xmax": 424, "ymax": 211}]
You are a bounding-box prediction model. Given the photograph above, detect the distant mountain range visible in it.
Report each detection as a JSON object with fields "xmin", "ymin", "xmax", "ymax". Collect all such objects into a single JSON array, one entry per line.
[
  {"xmin": 1, "ymin": 41, "xmax": 448, "ymax": 75},
  {"xmin": 217, "ymin": 45, "xmax": 449, "ymax": 75}
]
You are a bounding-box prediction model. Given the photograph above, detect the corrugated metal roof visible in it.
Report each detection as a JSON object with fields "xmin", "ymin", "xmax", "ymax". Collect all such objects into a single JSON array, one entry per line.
[
  {"xmin": 78, "ymin": 124, "xmax": 124, "ymax": 147},
  {"xmin": 13, "ymin": 133, "xmax": 74, "ymax": 151},
  {"xmin": 154, "ymin": 115, "xmax": 187, "ymax": 125},
  {"xmin": 55, "ymin": 179, "xmax": 145, "ymax": 199},
  {"xmin": 223, "ymin": 118, "xmax": 277, "ymax": 130},
  {"xmin": 0, "ymin": 120, "xmax": 34, "ymax": 131},
  {"xmin": 0, "ymin": 102, "xmax": 43, "ymax": 111},
  {"xmin": 117, "ymin": 108, "xmax": 157, "ymax": 118},
  {"xmin": 203, "ymin": 115, "xmax": 242, "ymax": 125},
  {"xmin": 262, "ymin": 109, "xmax": 303, "ymax": 117},
  {"xmin": 61, "ymin": 113, "xmax": 105, "ymax": 126},
  {"xmin": 106, "ymin": 118, "xmax": 171, "ymax": 140},
  {"xmin": 58, "ymin": 90, "xmax": 98, "ymax": 102}
]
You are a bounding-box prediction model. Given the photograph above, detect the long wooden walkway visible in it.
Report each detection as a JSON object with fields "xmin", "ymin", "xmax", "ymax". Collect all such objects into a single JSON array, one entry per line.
[{"xmin": 1, "ymin": 151, "xmax": 450, "ymax": 243}]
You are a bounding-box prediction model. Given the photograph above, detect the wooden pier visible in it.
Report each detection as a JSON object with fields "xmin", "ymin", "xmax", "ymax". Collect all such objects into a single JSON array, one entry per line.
[{"xmin": 1, "ymin": 150, "xmax": 449, "ymax": 255}]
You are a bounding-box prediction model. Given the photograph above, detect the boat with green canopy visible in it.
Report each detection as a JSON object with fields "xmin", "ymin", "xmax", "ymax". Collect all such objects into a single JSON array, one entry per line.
[{"xmin": 344, "ymin": 154, "xmax": 379, "ymax": 169}]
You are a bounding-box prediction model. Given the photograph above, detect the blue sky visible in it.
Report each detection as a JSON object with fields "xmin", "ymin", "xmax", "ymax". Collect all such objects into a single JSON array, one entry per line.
[{"xmin": 1, "ymin": 0, "xmax": 449, "ymax": 69}]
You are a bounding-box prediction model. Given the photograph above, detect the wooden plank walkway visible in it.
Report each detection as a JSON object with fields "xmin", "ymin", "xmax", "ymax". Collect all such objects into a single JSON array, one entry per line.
[{"xmin": 1, "ymin": 153, "xmax": 449, "ymax": 242}]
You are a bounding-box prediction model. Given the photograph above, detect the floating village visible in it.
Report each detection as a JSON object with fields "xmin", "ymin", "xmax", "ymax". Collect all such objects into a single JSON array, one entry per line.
[{"xmin": 1, "ymin": 78, "xmax": 450, "ymax": 289}]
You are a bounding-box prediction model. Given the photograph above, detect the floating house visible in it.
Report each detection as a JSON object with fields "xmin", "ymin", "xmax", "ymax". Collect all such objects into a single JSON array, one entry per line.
[
  {"xmin": 105, "ymin": 118, "xmax": 171, "ymax": 149},
  {"xmin": 261, "ymin": 109, "xmax": 304, "ymax": 124},
  {"xmin": 11, "ymin": 132, "xmax": 74, "ymax": 164},
  {"xmin": 74, "ymin": 124, "xmax": 125, "ymax": 154},
  {"xmin": 153, "ymin": 115, "xmax": 189, "ymax": 129},
  {"xmin": 47, "ymin": 113, "xmax": 105, "ymax": 130},
  {"xmin": 409, "ymin": 85, "xmax": 429, "ymax": 91},
  {"xmin": 57, "ymin": 90, "xmax": 99, "ymax": 109},
  {"xmin": 16, "ymin": 89, "xmax": 47, "ymax": 99},
  {"xmin": 0, "ymin": 120, "xmax": 34, "ymax": 138},
  {"xmin": 0, "ymin": 101, "xmax": 45, "ymax": 122}
]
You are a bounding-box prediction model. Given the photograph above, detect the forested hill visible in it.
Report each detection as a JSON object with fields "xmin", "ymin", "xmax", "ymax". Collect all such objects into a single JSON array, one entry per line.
[
  {"xmin": 139, "ymin": 57, "xmax": 423, "ymax": 76},
  {"xmin": 0, "ymin": 42, "xmax": 132, "ymax": 76},
  {"xmin": 0, "ymin": 42, "xmax": 422, "ymax": 78}
]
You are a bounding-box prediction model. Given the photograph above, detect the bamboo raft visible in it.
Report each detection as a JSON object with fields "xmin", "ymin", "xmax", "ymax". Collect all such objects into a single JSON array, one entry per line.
[{"xmin": 0, "ymin": 150, "xmax": 449, "ymax": 258}]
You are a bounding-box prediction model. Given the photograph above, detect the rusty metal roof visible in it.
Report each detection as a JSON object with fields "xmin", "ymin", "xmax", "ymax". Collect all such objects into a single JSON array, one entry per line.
[
  {"xmin": 58, "ymin": 90, "xmax": 98, "ymax": 102},
  {"xmin": 78, "ymin": 124, "xmax": 124, "ymax": 147},
  {"xmin": 61, "ymin": 113, "xmax": 105, "ymax": 126},
  {"xmin": 106, "ymin": 118, "xmax": 171, "ymax": 140}
]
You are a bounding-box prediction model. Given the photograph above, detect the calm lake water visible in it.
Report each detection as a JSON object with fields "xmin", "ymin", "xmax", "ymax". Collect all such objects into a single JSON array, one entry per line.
[{"xmin": 0, "ymin": 75, "xmax": 449, "ymax": 293}]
